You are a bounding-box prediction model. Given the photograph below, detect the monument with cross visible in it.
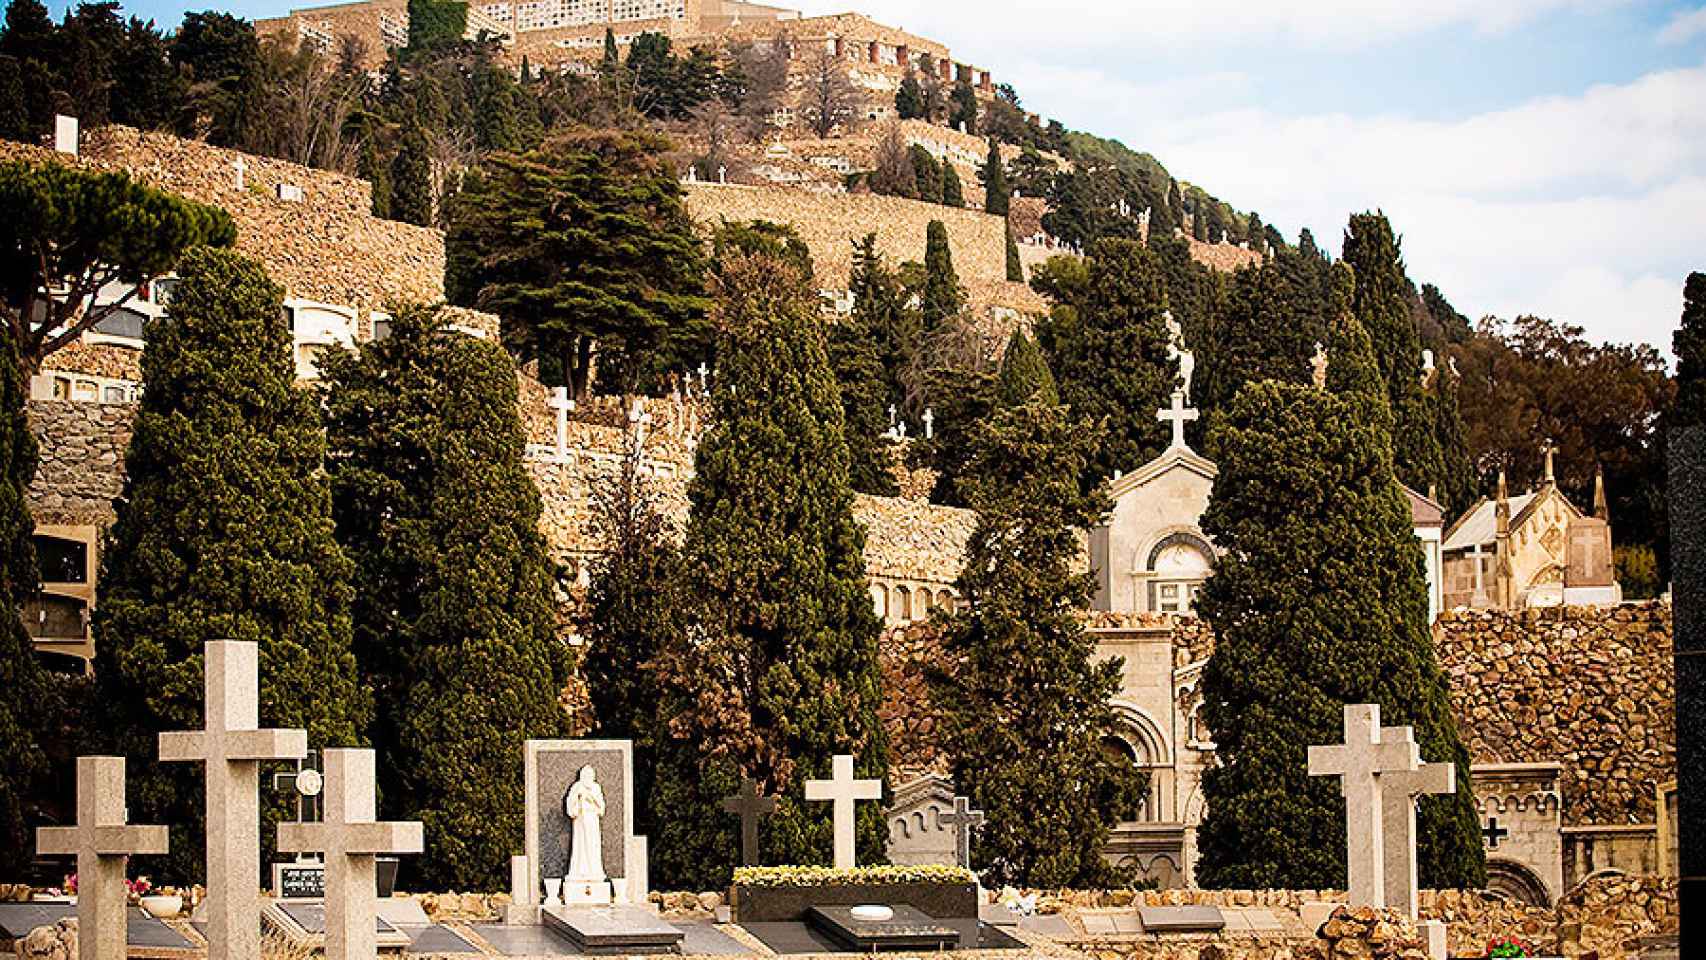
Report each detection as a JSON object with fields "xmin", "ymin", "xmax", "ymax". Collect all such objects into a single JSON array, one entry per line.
[
  {"xmin": 722, "ymin": 779, "xmax": 778, "ymax": 866},
  {"xmin": 36, "ymin": 757, "xmax": 169, "ymax": 960},
  {"xmin": 805, "ymin": 754, "xmax": 883, "ymax": 870},
  {"xmin": 937, "ymin": 796, "xmax": 984, "ymax": 870},
  {"xmin": 276, "ymin": 748, "xmax": 424, "ymax": 960},
  {"xmin": 158, "ymin": 640, "xmax": 308, "ymax": 960},
  {"xmin": 1377, "ymin": 724, "xmax": 1456, "ymax": 920},
  {"xmin": 1157, "ymin": 390, "xmax": 1198, "ymax": 451}
]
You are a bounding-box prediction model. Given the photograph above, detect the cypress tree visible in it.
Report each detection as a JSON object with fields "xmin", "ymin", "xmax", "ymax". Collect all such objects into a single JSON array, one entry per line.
[
  {"xmin": 359, "ymin": 137, "xmax": 392, "ymax": 219},
  {"xmin": 1245, "ymin": 211, "xmax": 1264, "ymax": 253},
  {"xmin": 391, "ymin": 123, "xmax": 433, "ymax": 226},
  {"xmin": 1165, "ymin": 180, "xmax": 1184, "ymax": 233},
  {"xmin": 0, "ymin": 326, "xmax": 51, "ymax": 877},
  {"xmin": 320, "ymin": 307, "xmax": 569, "ymax": 891},
  {"xmin": 829, "ymin": 306, "xmax": 901, "ymax": 497},
  {"xmin": 949, "ymin": 80, "xmax": 977, "ymax": 134},
  {"xmin": 981, "ymin": 136, "xmax": 1009, "ymax": 216},
  {"xmin": 1431, "ymin": 359, "xmax": 1476, "ymax": 515},
  {"xmin": 1196, "ymin": 246, "xmax": 1333, "ymax": 419},
  {"xmin": 650, "ymin": 250, "xmax": 888, "ymax": 888},
  {"xmin": 941, "ymin": 163, "xmax": 965, "ymax": 208},
  {"xmin": 1193, "ymin": 310, "xmax": 1484, "ymax": 890},
  {"xmin": 93, "ymin": 249, "xmax": 369, "ymax": 882},
  {"xmin": 931, "ymin": 342, "xmax": 1142, "ymax": 887},
  {"xmin": 993, "ymin": 329, "xmax": 1055, "ymax": 406},
  {"xmin": 1342, "ymin": 212, "xmax": 1445, "ymax": 495},
  {"xmin": 1004, "ymin": 224, "xmax": 1023, "ymax": 282},
  {"xmin": 909, "ymin": 145, "xmax": 942, "ymax": 204},
  {"xmin": 895, "ymin": 69, "xmax": 922, "ymax": 120},
  {"xmin": 1674, "ymin": 272, "xmax": 1706, "ymax": 430},
  {"xmin": 920, "ymin": 220, "xmax": 963, "ymax": 329},
  {"xmin": 849, "ymin": 234, "xmax": 917, "ymax": 412},
  {"xmin": 1032, "ymin": 238, "xmax": 1176, "ymax": 489}
]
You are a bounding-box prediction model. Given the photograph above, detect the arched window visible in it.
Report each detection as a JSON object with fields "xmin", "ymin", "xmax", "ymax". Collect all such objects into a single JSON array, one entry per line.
[
  {"xmin": 895, "ymin": 586, "xmax": 912, "ymax": 621},
  {"xmin": 870, "ymin": 583, "xmax": 888, "ymax": 619},
  {"xmin": 1146, "ymin": 532, "xmax": 1214, "ymax": 614}
]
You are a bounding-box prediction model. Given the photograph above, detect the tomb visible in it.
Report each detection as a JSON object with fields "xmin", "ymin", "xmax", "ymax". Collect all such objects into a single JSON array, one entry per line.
[{"xmin": 805, "ymin": 904, "xmax": 960, "ymax": 952}]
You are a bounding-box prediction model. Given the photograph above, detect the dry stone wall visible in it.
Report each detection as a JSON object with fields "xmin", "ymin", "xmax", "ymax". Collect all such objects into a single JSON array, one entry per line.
[
  {"xmin": 1435, "ymin": 602, "xmax": 1675, "ymax": 826},
  {"xmin": 26, "ymin": 400, "xmax": 133, "ymax": 527}
]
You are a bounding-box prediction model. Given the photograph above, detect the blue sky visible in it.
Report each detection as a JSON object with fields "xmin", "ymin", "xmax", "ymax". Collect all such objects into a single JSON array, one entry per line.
[{"xmin": 52, "ymin": 0, "xmax": 1701, "ymax": 354}]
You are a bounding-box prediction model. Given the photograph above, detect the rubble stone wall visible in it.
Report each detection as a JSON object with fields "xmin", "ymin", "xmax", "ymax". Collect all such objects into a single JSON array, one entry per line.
[
  {"xmin": 1435, "ymin": 602, "xmax": 1675, "ymax": 826},
  {"xmin": 26, "ymin": 400, "xmax": 133, "ymax": 528}
]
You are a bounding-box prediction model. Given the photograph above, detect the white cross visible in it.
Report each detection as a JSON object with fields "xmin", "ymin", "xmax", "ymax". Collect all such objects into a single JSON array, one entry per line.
[
  {"xmin": 804, "ymin": 754, "xmax": 882, "ymax": 869},
  {"xmin": 548, "ymin": 387, "xmax": 575, "ymax": 460},
  {"xmin": 1379, "ymin": 725, "xmax": 1455, "ymax": 921},
  {"xmin": 1307, "ymin": 704, "xmax": 1421, "ymax": 908},
  {"xmin": 159, "ymin": 642, "xmax": 307, "ymax": 960},
  {"xmin": 37, "ymin": 757, "xmax": 169, "ymax": 960},
  {"xmin": 232, "ymin": 157, "xmax": 247, "ymax": 191},
  {"xmin": 718, "ymin": 164, "xmax": 727, "ymax": 184},
  {"xmin": 923, "ymin": 407, "xmax": 935, "ymax": 440},
  {"xmin": 1157, "ymin": 390, "xmax": 1198, "ymax": 451},
  {"xmin": 277, "ymin": 749, "xmax": 424, "ymax": 960}
]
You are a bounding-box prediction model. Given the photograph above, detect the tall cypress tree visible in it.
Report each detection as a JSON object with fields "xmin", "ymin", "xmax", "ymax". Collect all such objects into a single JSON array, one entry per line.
[
  {"xmin": 931, "ymin": 341, "xmax": 1142, "ymax": 887},
  {"xmin": 1195, "ymin": 246, "xmax": 1333, "ymax": 420},
  {"xmin": 894, "ymin": 69, "xmax": 922, "ymax": 120},
  {"xmin": 94, "ymin": 249, "xmax": 368, "ymax": 883},
  {"xmin": 1342, "ymin": 212, "xmax": 1445, "ymax": 495},
  {"xmin": 320, "ymin": 307, "xmax": 569, "ymax": 891},
  {"xmin": 981, "ymin": 136, "xmax": 1009, "ymax": 216},
  {"xmin": 849, "ymin": 233, "xmax": 917, "ymax": 412},
  {"xmin": 1431, "ymin": 359, "xmax": 1476, "ymax": 515},
  {"xmin": 650, "ymin": 250, "xmax": 887, "ymax": 888},
  {"xmin": 993, "ymin": 329, "xmax": 1055, "ymax": 406},
  {"xmin": 920, "ymin": 220, "xmax": 963, "ymax": 330},
  {"xmin": 1004, "ymin": 224, "xmax": 1024, "ymax": 282},
  {"xmin": 0, "ymin": 326, "xmax": 51, "ymax": 877},
  {"xmin": 941, "ymin": 164, "xmax": 965, "ymax": 208},
  {"xmin": 909, "ymin": 146, "xmax": 943, "ymax": 204},
  {"xmin": 390, "ymin": 123, "xmax": 433, "ymax": 226},
  {"xmin": 1194, "ymin": 308, "xmax": 1484, "ymax": 890}
]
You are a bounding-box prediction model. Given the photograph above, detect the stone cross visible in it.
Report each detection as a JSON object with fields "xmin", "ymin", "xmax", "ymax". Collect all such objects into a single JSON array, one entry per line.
[
  {"xmin": 1378, "ymin": 725, "xmax": 1455, "ymax": 921},
  {"xmin": 937, "ymin": 796, "xmax": 984, "ymax": 869},
  {"xmin": 1482, "ymin": 816, "xmax": 1509, "ymax": 849},
  {"xmin": 1157, "ymin": 390, "xmax": 1198, "ymax": 451},
  {"xmin": 1307, "ymin": 704, "xmax": 1421, "ymax": 908},
  {"xmin": 273, "ymin": 748, "xmax": 324, "ymax": 825},
  {"xmin": 232, "ymin": 157, "xmax": 247, "ymax": 191},
  {"xmin": 548, "ymin": 386, "xmax": 574, "ymax": 460},
  {"xmin": 804, "ymin": 754, "xmax": 882, "ymax": 869},
  {"xmin": 720, "ymin": 779, "xmax": 778, "ymax": 866},
  {"xmin": 159, "ymin": 641, "xmax": 307, "ymax": 960},
  {"xmin": 922, "ymin": 407, "xmax": 934, "ymax": 440},
  {"xmin": 37, "ymin": 757, "xmax": 169, "ymax": 960},
  {"xmin": 277, "ymin": 749, "xmax": 424, "ymax": 960},
  {"xmin": 718, "ymin": 164, "xmax": 727, "ymax": 184},
  {"xmin": 698, "ymin": 362, "xmax": 710, "ymax": 393}
]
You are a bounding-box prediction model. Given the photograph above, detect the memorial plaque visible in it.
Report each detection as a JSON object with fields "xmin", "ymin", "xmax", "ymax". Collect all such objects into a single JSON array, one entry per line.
[
  {"xmin": 272, "ymin": 862, "xmax": 325, "ymax": 899},
  {"xmin": 1136, "ymin": 905, "xmax": 1226, "ymax": 933}
]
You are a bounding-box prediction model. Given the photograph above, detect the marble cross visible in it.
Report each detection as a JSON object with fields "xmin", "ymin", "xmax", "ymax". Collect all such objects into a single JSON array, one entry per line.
[
  {"xmin": 937, "ymin": 796, "xmax": 984, "ymax": 869},
  {"xmin": 1156, "ymin": 390, "xmax": 1198, "ymax": 450},
  {"xmin": 721, "ymin": 779, "xmax": 778, "ymax": 866},
  {"xmin": 1307, "ymin": 704, "xmax": 1421, "ymax": 908},
  {"xmin": 277, "ymin": 749, "xmax": 423, "ymax": 960},
  {"xmin": 922, "ymin": 407, "xmax": 935, "ymax": 440},
  {"xmin": 232, "ymin": 157, "xmax": 247, "ymax": 191},
  {"xmin": 804, "ymin": 754, "xmax": 882, "ymax": 870},
  {"xmin": 159, "ymin": 641, "xmax": 307, "ymax": 960},
  {"xmin": 37, "ymin": 757, "xmax": 169, "ymax": 960},
  {"xmin": 548, "ymin": 386, "xmax": 575, "ymax": 460},
  {"xmin": 1378, "ymin": 725, "xmax": 1455, "ymax": 921}
]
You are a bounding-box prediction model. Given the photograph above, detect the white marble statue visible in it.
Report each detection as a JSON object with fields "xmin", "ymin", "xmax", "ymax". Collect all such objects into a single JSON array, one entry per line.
[
  {"xmin": 1311, "ymin": 341, "xmax": 1329, "ymax": 389},
  {"xmin": 1165, "ymin": 311, "xmax": 1196, "ymax": 402},
  {"xmin": 563, "ymin": 766, "xmax": 606, "ymax": 883}
]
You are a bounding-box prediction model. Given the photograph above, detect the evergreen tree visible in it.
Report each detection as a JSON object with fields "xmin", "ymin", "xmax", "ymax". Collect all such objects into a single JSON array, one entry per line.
[
  {"xmin": 602, "ymin": 27, "xmax": 618, "ymax": 70},
  {"xmin": 993, "ymin": 329, "xmax": 1055, "ymax": 406},
  {"xmin": 1194, "ymin": 324, "xmax": 1484, "ymax": 889},
  {"xmin": 941, "ymin": 163, "xmax": 965, "ymax": 208},
  {"xmin": 358, "ymin": 136, "xmax": 392, "ymax": 219},
  {"xmin": 849, "ymin": 233, "xmax": 917, "ymax": 413},
  {"xmin": 1244, "ymin": 211, "xmax": 1264, "ymax": 254},
  {"xmin": 1004, "ymin": 224, "xmax": 1023, "ymax": 282},
  {"xmin": 0, "ymin": 325, "xmax": 51, "ymax": 877},
  {"xmin": 908, "ymin": 145, "xmax": 942, "ymax": 204},
  {"xmin": 948, "ymin": 79, "xmax": 977, "ymax": 134},
  {"xmin": 112, "ymin": 16, "xmax": 186, "ymax": 131},
  {"xmin": 1675, "ymin": 272, "xmax": 1706, "ymax": 430},
  {"xmin": 1032, "ymin": 238, "xmax": 1176, "ymax": 489},
  {"xmin": 1431, "ymin": 359, "xmax": 1477, "ymax": 514},
  {"xmin": 168, "ymin": 11, "xmax": 261, "ymax": 146},
  {"xmin": 390, "ymin": 122, "xmax": 433, "ymax": 226},
  {"xmin": 920, "ymin": 220, "xmax": 963, "ymax": 330},
  {"xmin": 93, "ymin": 249, "xmax": 369, "ymax": 883},
  {"xmin": 931, "ymin": 344, "xmax": 1142, "ymax": 887},
  {"xmin": 650, "ymin": 250, "xmax": 888, "ymax": 889},
  {"xmin": 981, "ymin": 137, "xmax": 1009, "ymax": 216},
  {"xmin": 894, "ymin": 69, "xmax": 922, "ymax": 120},
  {"xmin": 406, "ymin": 0, "xmax": 467, "ymax": 52},
  {"xmin": 1195, "ymin": 246, "xmax": 1333, "ymax": 419},
  {"xmin": 1342, "ymin": 212, "xmax": 1446, "ymax": 495},
  {"xmin": 1165, "ymin": 180, "xmax": 1184, "ymax": 233},
  {"xmin": 320, "ymin": 307, "xmax": 568, "ymax": 890}
]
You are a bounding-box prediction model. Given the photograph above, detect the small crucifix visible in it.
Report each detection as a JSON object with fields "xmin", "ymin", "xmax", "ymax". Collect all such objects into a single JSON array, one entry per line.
[
  {"xmin": 720, "ymin": 779, "xmax": 778, "ymax": 866},
  {"xmin": 1482, "ymin": 816, "xmax": 1509, "ymax": 850},
  {"xmin": 937, "ymin": 796, "xmax": 984, "ymax": 870}
]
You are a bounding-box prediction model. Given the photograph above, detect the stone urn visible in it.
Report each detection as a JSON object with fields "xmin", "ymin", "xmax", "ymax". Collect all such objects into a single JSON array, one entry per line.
[{"xmin": 138, "ymin": 894, "xmax": 183, "ymax": 919}]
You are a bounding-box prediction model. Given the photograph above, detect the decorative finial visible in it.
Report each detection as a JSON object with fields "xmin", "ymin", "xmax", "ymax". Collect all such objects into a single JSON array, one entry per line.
[{"xmin": 1543, "ymin": 440, "xmax": 1556, "ymax": 485}]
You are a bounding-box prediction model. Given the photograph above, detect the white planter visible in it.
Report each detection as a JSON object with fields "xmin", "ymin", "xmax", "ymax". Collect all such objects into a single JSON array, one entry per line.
[{"xmin": 139, "ymin": 894, "xmax": 183, "ymax": 919}]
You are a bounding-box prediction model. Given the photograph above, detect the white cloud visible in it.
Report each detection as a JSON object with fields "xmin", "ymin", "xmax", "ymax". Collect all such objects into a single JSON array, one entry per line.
[{"xmin": 1658, "ymin": 5, "xmax": 1706, "ymax": 43}]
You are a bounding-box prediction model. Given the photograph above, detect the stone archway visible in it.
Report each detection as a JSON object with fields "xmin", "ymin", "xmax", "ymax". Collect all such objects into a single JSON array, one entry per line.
[{"xmin": 1486, "ymin": 858, "xmax": 1553, "ymax": 908}]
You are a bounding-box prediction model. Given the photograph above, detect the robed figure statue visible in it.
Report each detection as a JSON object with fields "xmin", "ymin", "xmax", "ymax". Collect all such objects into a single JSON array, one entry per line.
[{"xmin": 563, "ymin": 765, "xmax": 606, "ymax": 882}]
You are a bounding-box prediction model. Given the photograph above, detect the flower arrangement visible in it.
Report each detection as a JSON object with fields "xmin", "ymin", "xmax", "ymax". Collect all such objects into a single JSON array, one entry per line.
[
  {"xmin": 732, "ymin": 864, "xmax": 977, "ymax": 888},
  {"xmin": 1487, "ymin": 935, "xmax": 1532, "ymax": 958},
  {"xmin": 59, "ymin": 874, "xmax": 77, "ymax": 896},
  {"xmin": 996, "ymin": 886, "xmax": 1037, "ymax": 917},
  {"xmin": 125, "ymin": 876, "xmax": 152, "ymax": 902}
]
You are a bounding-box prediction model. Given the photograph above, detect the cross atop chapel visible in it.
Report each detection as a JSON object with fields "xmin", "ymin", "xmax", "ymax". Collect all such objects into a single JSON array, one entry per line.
[{"xmin": 1157, "ymin": 390, "xmax": 1198, "ymax": 452}]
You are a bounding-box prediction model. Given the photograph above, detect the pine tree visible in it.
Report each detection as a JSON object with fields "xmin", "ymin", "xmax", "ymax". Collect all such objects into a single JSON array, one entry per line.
[
  {"xmin": 981, "ymin": 136, "xmax": 1009, "ymax": 216},
  {"xmin": 320, "ymin": 307, "xmax": 568, "ymax": 890},
  {"xmin": 0, "ymin": 325, "xmax": 52, "ymax": 877},
  {"xmin": 920, "ymin": 220, "xmax": 963, "ymax": 329},
  {"xmin": 1193, "ymin": 313, "xmax": 1484, "ymax": 889},
  {"xmin": 1342, "ymin": 212, "xmax": 1445, "ymax": 495},
  {"xmin": 1032, "ymin": 238, "xmax": 1175, "ymax": 489},
  {"xmin": 1675, "ymin": 272, "xmax": 1706, "ymax": 430},
  {"xmin": 650, "ymin": 250, "xmax": 888, "ymax": 889},
  {"xmin": 390, "ymin": 123, "xmax": 433, "ymax": 226},
  {"xmin": 949, "ymin": 79, "xmax": 977, "ymax": 134},
  {"xmin": 908, "ymin": 145, "xmax": 942, "ymax": 204},
  {"xmin": 931, "ymin": 343, "xmax": 1142, "ymax": 887},
  {"xmin": 93, "ymin": 249, "xmax": 369, "ymax": 883},
  {"xmin": 941, "ymin": 163, "xmax": 965, "ymax": 208},
  {"xmin": 894, "ymin": 69, "xmax": 922, "ymax": 120},
  {"xmin": 1004, "ymin": 224, "xmax": 1023, "ymax": 282}
]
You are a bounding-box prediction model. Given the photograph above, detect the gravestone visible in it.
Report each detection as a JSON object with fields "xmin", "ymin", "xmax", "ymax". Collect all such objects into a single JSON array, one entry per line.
[
  {"xmin": 1307, "ymin": 704, "xmax": 1422, "ymax": 909},
  {"xmin": 804, "ymin": 754, "xmax": 882, "ymax": 870},
  {"xmin": 1377, "ymin": 725, "xmax": 1455, "ymax": 920},
  {"xmin": 35, "ymin": 757, "xmax": 169, "ymax": 960},
  {"xmin": 0, "ymin": 904, "xmax": 195, "ymax": 953},
  {"xmin": 721, "ymin": 779, "xmax": 777, "ymax": 867},
  {"xmin": 523, "ymin": 740, "xmax": 643, "ymax": 904},
  {"xmin": 937, "ymin": 796, "xmax": 984, "ymax": 870}
]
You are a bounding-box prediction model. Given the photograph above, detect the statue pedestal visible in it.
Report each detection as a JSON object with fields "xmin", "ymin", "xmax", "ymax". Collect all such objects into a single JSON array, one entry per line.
[{"xmin": 562, "ymin": 879, "xmax": 612, "ymax": 905}]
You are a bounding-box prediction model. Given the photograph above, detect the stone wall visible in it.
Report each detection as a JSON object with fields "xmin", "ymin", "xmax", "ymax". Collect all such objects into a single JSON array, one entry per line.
[
  {"xmin": 1435, "ymin": 602, "xmax": 1675, "ymax": 826},
  {"xmin": 26, "ymin": 400, "xmax": 133, "ymax": 528}
]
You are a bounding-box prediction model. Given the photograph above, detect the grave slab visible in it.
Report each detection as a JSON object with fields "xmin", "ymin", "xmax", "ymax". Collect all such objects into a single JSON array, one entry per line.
[
  {"xmin": 807, "ymin": 904, "xmax": 959, "ymax": 951},
  {"xmin": 541, "ymin": 904, "xmax": 684, "ymax": 953},
  {"xmin": 0, "ymin": 904, "xmax": 195, "ymax": 953},
  {"xmin": 1136, "ymin": 905, "xmax": 1226, "ymax": 933},
  {"xmin": 263, "ymin": 900, "xmax": 410, "ymax": 951},
  {"xmin": 399, "ymin": 924, "xmax": 480, "ymax": 955},
  {"xmin": 470, "ymin": 922, "xmax": 580, "ymax": 957}
]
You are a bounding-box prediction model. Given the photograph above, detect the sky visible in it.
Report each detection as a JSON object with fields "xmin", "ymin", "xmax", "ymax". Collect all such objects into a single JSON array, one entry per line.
[{"xmin": 59, "ymin": 0, "xmax": 1703, "ymax": 354}]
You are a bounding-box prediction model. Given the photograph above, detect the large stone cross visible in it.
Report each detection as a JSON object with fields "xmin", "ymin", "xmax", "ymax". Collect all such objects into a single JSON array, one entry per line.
[
  {"xmin": 721, "ymin": 779, "xmax": 778, "ymax": 866},
  {"xmin": 1156, "ymin": 390, "xmax": 1198, "ymax": 451},
  {"xmin": 277, "ymin": 749, "xmax": 423, "ymax": 960},
  {"xmin": 937, "ymin": 796, "xmax": 984, "ymax": 870},
  {"xmin": 1378, "ymin": 725, "xmax": 1455, "ymax": 921},
  {"xmin": 804, "ymin": 754, "xmax": 882, "ymax": 870},
  {"xmin": 159, "ymin": 641, "xmax": 307, "ymax": 960},
  {"xmin": 548, "ymin": 386, "xmax": 575, "ymax": 459},
  {"xmin": 1307, "ymin": 704, "xmax": 1421, "ymax": 908},
  {"xmin": 37, "ymin": 757, "xmax": 169, "ymax": 960}
]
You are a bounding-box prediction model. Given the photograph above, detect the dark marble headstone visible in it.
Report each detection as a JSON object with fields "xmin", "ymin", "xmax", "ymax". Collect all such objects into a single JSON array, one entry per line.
[
  {"xmin": 806, "ymin": 904, "xmax": 960, "ymax": 951},
  {"xmin": 525, "ymin": 741, "xmax": 632, "ymax": 892},
  {"xmin": 0, "ymin": 904, "xmax": 194, "ymax": 950}
]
